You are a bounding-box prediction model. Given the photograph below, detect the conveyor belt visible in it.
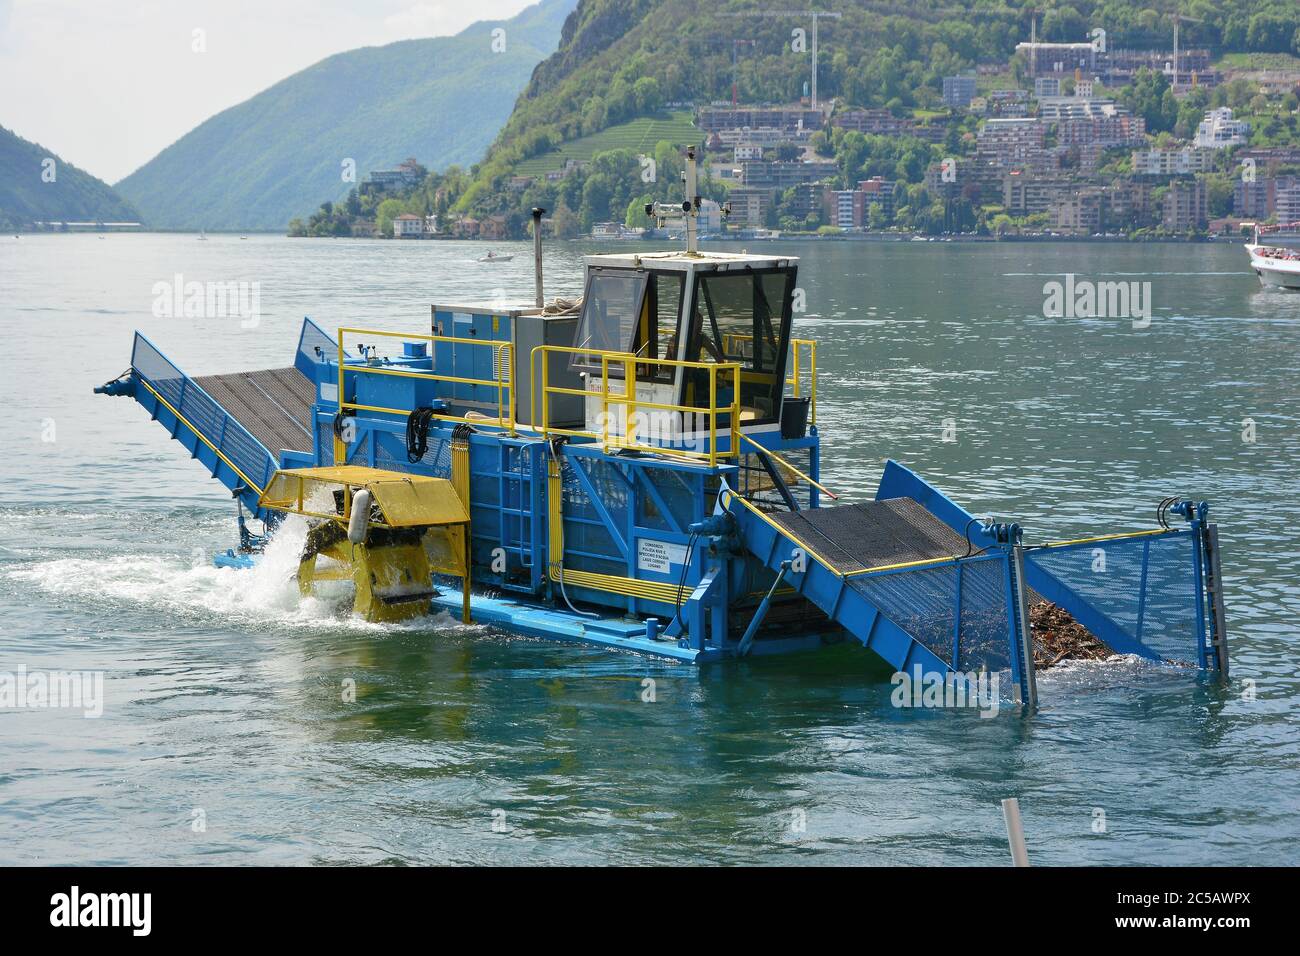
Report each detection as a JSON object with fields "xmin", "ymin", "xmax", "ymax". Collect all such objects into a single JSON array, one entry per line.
[
  {"xmin": 769, "ymin": 498, "xmax": 971, "ymax": 573},
  {"xmin": 193, "ymin": 367, "xmax": 315, "ymax": 455}
]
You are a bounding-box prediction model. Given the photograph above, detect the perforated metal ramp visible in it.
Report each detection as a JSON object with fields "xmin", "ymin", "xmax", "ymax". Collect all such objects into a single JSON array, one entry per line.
[
  {"xmin": 768, "ymin": 498, "xmax": 970, "ymax": 573},
  {"xmin": 192, "ymin": 367, "xmax": 315, "ymax": 455},
  {"xmin": 724, "ymin": 488, "xmax": 1036, "ymax": 687}
]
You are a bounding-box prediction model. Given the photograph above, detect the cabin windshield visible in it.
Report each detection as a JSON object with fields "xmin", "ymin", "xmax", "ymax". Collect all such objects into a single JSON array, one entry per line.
[
  {"xmin": 682, "ymin": 267, "xmax": 794, "ymax": 424},
  {"xmin": 570, "ymin": 268, "xmax": 684, "ymax": 381}
]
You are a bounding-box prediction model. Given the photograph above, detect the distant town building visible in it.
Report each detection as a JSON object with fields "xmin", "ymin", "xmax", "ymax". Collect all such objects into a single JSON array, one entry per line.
[
  {"xmin": 740, "ymin": 159, "xmax": 838, "ymax": 189},
  {"xmin": 985, "ymin": 89, "xmax": 1031, "ymax": 117},
  {"xmin": 1237, "ymin": 146, "xmax": 1300, "ymax": 169},
  {"xmin": 858, "ymin": 177, "xmax": 897, "ymax": 220},
  {"xmin": 943, "ymin": 76, "xmax": 978, "ymax": 108},
  {"xmin": 1194, "ymin": 108, "xmax": 1249, "ymax": 149},
  {"xmin": 1055, "ymin": 114, "xmax": 1146, "ymax": 147},
  {"xmin": 1037, "ymin": 96, "xmax": 1131, "ymax": 121},
  {"xmin": 1016, "ymin": 41, "xmax": 1098, "ymax": 77},
  {"xmin": 1276, "ymin": 183, "xmax": 1300, "ymax": 224},
  {"xmin": 976, "ymin": 118, "xmax": 1045, "ymax": 169},
  {"xmin": 821, "ymin": 177, "xmax": 898, "ymax": 229},
  {"xmin": 1034, "ymin": 76, "xmax": 1061, "ymax": 98},
  {"xmin": 787, "ymin": 182, "xmax": 828, "ymax": 219},
  {"xmin": 698, "ymin": 199, "xmax": 724, "ymax": 233},
  {"xmin": 734, "ymin": 144, "xmax": 764, "ymax": 162},
  {"xmin": 1162, "ymin": 180, "xmax": 1208, "ymax": 231},
  {"xmin": 712, "ymin": 126, "xmax": 811, "ymax": 149},
  {"xmin": 1238, "ymin": 175, "xmax": 1300, "ymax": 220},
  {"xmin": 1050, "ymin": 188, "xmax": 1104, "ymax": 234},
  {"xmin": 832, "ymin": 108, "xmax": 913, "ymax": 135},
  {"xmin": 367, "ymin": 158, "xmax": 424, "ymax": 193},
  {"xmin": 1002, "ymin": 171, "xmax": 1073, "ymax": 216},
  {"xmin": 697, "ymin": 106, "xmax": 825, "ymax": 135},
  {"xmin": 725, "ymin": 186, "xmax": 772, "ymax": 229},
  {"xmin": 392, "ymin": 213, "xmax": 424, "ymax": 238},
  {"xmin": 824, "ymin": 189, "xmax": 860, "ymax": 228},
  {"xmin": 1132, "ymin": 147, "xmax": 1215, "ymax": 176}
]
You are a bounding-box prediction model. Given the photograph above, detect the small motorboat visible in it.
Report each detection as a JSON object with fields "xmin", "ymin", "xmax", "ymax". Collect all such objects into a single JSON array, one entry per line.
[{"xmin": 478, "ymin": 250, "xmax": 513, "ymax": 263}]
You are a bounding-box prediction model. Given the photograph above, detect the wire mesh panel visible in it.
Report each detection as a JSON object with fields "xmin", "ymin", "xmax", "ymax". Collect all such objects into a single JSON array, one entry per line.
[
  {"xmin": 637, "ymin": 466, "xmax": 697, "ymax": 531},
  {"xmin": 1025, "ymin": 531, "xmax": 1203, "ymax": 665},
  {"xmin": 132, "ymin": 334, "xmax": 276, "ymax": 490},
  {"xmin": 847, "ymin": 562, "xmax": 960, "ymax": 665},
  {"xmin": 957, "ymin": 555, "xmax": 1013, "ymax": 672},
  {"xmin": 846, "ymin": 552, "xmax": 1017, "ymax": 674},
  {"xmin": 559, "ymin": 457, "xmax": 625, "ymax": 564}
]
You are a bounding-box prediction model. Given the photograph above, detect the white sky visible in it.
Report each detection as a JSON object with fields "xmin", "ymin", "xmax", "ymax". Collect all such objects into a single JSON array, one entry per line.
[{"xmin": 0, "ymin": 0, "xmax": 537, "ymax": 183}]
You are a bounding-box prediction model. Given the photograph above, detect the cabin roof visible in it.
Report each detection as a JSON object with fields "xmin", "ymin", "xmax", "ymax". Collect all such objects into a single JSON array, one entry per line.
[{"xmin": 583, "ymin": 250, "xmax": 797, "ymax": 272}]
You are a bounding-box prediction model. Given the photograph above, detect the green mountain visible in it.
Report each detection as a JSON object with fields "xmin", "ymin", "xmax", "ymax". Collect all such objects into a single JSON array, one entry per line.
[
  {"xmin": 115, "ymin": 0, "xmax": 578, "ymax": 232},
  {"xmin": 0, "ymin": 125, "xmax": 140, "ymax": 230},
  {"xmin": 461, "ymin": 0, "xmax": 1300, "ymax": 225}
]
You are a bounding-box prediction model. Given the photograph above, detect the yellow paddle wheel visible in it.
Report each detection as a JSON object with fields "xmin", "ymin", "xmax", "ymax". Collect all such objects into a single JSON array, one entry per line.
[{"xmin": 258, "ymin": 466, "xmax": 472, "ymax": 623}]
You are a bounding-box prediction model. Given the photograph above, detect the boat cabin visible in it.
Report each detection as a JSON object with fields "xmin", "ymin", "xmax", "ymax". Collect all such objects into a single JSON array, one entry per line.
[{"xmin": 570, "ymin": 251, "xmax": 799, "ymax": 451}]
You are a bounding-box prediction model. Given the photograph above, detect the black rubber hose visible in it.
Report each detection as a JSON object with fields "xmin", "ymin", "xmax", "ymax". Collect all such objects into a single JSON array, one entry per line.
[{"xmin": 406, "ymin": 407, "xmax": 435, "ymax": 463}]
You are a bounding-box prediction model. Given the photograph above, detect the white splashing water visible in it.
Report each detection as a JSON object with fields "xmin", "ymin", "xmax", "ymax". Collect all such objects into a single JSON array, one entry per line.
[{"xmin": 3, "ymin": 515, "xmax": 471, "ymax": 634}]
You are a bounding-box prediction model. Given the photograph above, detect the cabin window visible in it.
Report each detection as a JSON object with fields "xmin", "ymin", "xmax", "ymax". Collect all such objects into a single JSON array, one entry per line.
[
  {"xmin": 571, "ymin": 269, "xmax": 684, "ymax": 382},
  {"xmin": 683, "ymin": 268, "xmax": 793, "ymax": 423},
  {"xmin": 631, "ymin": 272, "xmax": 685, "ymax": 383},
  {"xmin": 571, "ymin": 269, "xmax": 648, "ymax": 375}
]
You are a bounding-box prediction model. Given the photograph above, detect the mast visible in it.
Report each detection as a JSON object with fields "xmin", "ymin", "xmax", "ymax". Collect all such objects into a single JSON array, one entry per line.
[{"xmin": 645, "ymin": 145, "xmax": 702, "ymax": 255}]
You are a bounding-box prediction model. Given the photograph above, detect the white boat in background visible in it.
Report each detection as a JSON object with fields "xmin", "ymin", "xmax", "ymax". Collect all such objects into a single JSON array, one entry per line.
[
  {"xmin": 1245, "ymin": 223, "xmax": 1300, "ymax": 290},
  {"xmin": 477, "ymin": 250, "xmax": 513, "ymax": 263}
]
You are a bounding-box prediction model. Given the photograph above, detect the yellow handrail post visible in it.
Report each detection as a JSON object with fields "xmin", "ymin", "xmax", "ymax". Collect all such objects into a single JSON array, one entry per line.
[
  {"xmin": 712, "ymin": 364, "xmax": 722, "ymax": 468},
  {"xmin": 624, "ymin": 356, "xmax": 636, "ymax": 448},
  {"xmin": 335, "ymin": 336, "xmax": 346, "ymax": 465},
  {"xmin": 730, "ymin": 363, "xmax": 740, "ymax": 464},
  {"xmin": 810, "ymin": 340, "xmax": 818, "ymax": 424},
  {"xmin": 600, "ymin": 354, "xmax": 610, "ymax": 452},
  {"xmin": 538, "ymin": 344, "xmax": 550, "ymax": 441}
]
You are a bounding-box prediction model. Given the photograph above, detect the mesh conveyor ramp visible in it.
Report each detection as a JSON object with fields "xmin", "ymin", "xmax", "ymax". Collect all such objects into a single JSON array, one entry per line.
[
  {"xmin": 109, "ymin": 329, "xmax": 329, "ymax": 520},
  {"xmin": 724, "ymin": 490, "xmax": 1034, "ymax": 693}
]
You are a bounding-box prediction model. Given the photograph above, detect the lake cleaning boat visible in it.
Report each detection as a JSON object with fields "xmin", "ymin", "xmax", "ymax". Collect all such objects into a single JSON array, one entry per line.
[
  {"xmin": 1245, "ymin": 222, "xmax": 1300, "ymax": 290},
  {"xmin": 96, "ymin": 149, "xmax": 1229, "ymax": 705}
]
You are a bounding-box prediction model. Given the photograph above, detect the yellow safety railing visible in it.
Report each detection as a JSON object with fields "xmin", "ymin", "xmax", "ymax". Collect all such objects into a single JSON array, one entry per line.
[
  {"xmin": 788, "ymin": 337, "xmax": 817, "ymax": 425},
  {"xmin": 335, "ymin": 327, "xmax": 514, "ymax": 462},
  {"xmin": 532, "ymin": 344, "xmax": 741, "ymax": 467}
]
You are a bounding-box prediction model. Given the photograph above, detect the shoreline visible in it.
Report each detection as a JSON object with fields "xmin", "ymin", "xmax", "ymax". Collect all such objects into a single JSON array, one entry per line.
[{"xmin": 6, "ymin": 229, "xmax": 1240, "ymax": 244}]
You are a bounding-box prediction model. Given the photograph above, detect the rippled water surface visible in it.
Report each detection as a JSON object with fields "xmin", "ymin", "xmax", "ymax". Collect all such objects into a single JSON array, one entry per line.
[{"xmin": 1, "ymin": 234, "xmax": 1297, "ymax": 865}]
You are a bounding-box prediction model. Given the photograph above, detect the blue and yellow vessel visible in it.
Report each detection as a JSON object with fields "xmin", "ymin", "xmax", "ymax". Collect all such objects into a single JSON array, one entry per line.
[{"xmin": 96, "ymin": 156, "xmax": 1229, "ymax": 706}]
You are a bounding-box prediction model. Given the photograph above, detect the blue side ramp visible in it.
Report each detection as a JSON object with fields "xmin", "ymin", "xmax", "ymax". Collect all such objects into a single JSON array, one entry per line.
[
  {"xmin": 720, "ymin": 483, "xmax": 1038, "ymax": 700},
  {"xmin": 95, "ymin": 320, "xmax": 337, "ymax": 520}
]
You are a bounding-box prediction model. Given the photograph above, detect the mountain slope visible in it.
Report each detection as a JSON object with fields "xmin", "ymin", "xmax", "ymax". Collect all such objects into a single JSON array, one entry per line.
[
  {"xmin": 463, "ymin": 0, "xmax": 1300, "ymax": 220},
  {"xmin": 115, "ymin": 0, "xmax": 577, "ymax": 232},
  {"xmin": 0, "ymin": 125, "xmax": 140, "ymax": 230}
]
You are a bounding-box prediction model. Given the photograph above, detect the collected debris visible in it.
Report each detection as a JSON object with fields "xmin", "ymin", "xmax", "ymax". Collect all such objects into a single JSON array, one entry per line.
[{"xmin": 1029, "ymin": 601, "xmax": 1113, "ymax": 668}]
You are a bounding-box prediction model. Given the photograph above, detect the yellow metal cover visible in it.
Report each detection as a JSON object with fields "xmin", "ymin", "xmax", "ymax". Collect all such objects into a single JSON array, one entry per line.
[
  {"xmin": 258, "ymin": 466, "xmax": 469, "ymax": 527},
  {"xmin": 369, "ymin": 476, "xmax": 469, "ymax": 527}
]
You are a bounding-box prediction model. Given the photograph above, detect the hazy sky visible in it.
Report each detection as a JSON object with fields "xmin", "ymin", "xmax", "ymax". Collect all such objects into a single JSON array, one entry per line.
[{"xmin": 0, "ymin": 0, "xmax": 537, "ymax": 183}]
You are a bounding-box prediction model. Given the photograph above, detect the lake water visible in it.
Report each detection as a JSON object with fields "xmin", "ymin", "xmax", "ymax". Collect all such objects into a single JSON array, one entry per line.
[{"xmin": 1, "ymin": 233, "xmax": 1297, "ymax": 865}]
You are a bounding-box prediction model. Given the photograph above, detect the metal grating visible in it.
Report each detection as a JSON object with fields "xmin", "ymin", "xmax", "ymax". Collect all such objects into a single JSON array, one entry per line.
[
  {"xmin": 771, "ymin": 497, "xmax": 971, "ymax": 573},
  {"xmin": 193, "ymin": 367, "xmax": 315, "ymax": 455}
]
